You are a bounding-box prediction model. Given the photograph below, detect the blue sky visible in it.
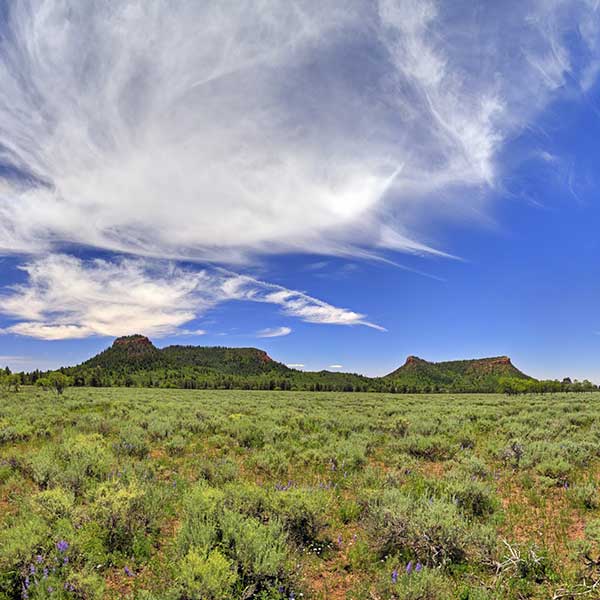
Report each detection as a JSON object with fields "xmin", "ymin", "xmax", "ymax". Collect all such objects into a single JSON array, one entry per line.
[{"xmin": 1, "ymin": 1, "xmax": 600, "ymax": 381}]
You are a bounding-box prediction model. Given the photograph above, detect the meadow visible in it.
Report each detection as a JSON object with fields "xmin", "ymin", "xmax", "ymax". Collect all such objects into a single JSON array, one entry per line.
[{"xmin": 1, "ymin": 388, "xmax": 600, "ymax": 599}]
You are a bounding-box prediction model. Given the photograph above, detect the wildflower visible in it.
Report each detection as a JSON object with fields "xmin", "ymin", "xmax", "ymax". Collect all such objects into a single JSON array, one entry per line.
[
  {"xmin": 415, "ymin": 562, "xmax": 423, "ymax": 573},
  {"xmin": 29, "ymin": 565, "xmax": 35, "ymax": 574},
  {"xmin": 48, "ymin": 587, "xmax": 54, "ymax": 593},
  {"xmin": 36, "ymin": 555, "xmax": 44, "ymax": 563},
  {"xmin": 24, "ymin": 576, "xmax": 30, "ymax": 589},
  {"xmin": 337, "ymin": 534, "xmax": 343, "ymax": 548},
  {"xmin": 124, "ymin": 566, "xmax": 134, "ymax": 577},
  {"xmin": 406, "ymin": 560, "xmax": 413, "ymax": 574},
  {"xmin": 391, "ymin": 568, "xmax": 398, "ymax": 583},
  {"xmin": 57, "ymin": 540, "xmax": 69, "ymax": 553},
  {"xmin": 43, "ymin": 567, "xmax": 49, "ymax": 578}
]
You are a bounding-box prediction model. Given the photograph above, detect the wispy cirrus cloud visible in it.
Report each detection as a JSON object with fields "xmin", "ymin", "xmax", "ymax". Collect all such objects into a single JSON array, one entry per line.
[
  {"xmin": 257, "ymin": 327, "xmax": 292, "ymax": 338},
  {"xmin": 0, "ymin": 255, "xmax": 381, "ymax": 339},
  {"xmin": 0, "ymin": 1, "xmax": 599, "ymax": 339},
  {"xmin": 1, "ymin": 1, "xmax": 598, "ymax": 262}
]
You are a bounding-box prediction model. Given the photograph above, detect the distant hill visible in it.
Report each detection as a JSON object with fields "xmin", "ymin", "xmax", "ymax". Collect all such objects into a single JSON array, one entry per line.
[
  {"xmin": 384, "ymin": 355, "xmax": 532, "ymax": 392},
  {"xmin": 81, "ymin": 334, "xmax": 290, "ymax": 376},
  {"xmin": 19, "ymin": 335, "xmax": 591, "ymax": 393}
]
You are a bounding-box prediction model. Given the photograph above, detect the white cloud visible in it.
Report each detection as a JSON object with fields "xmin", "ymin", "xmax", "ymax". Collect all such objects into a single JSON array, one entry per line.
[
  {"xmin": 257, "ymin": 326, "xmax": 292, "ymax": 338},
  {"xmin": 0, "ymin": 255, "xmax": 382, "ymax": 339},
  {"xmin": 286, "ymin": 364, "xmax": 305, "ymax": 369},
  {"xmin": 328, "ymin": 364, "xmax": 344, "ymax": 369},
  {"xmin": 0, "ymin": 1, "xmax": 598, "ymax": 263}
]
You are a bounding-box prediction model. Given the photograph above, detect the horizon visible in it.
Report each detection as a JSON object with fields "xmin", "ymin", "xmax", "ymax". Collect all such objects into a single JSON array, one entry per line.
[
  {"xmin": 6, "ymin": 333, "xmax": 589, "ymax": 384},
  {"xmin": 2, "ymin": 2, "xmax": 600, "ymax": 383}
]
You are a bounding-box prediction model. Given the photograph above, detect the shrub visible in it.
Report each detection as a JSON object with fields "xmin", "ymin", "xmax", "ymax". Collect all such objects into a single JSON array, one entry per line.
[
  {"xmin": 166, "ymin": 434, "xmax": 187, "ymax": 456},
  {"xmin": 567, "ymin": 481, "xmax": 599, "ymax": 509},
  {"xmin": 179, "ymin": 549, "xmax": 237, "ymax": 600},
  {"xmin": 369, "ymin": 490, "xmax": 494, "ymax": 567},
  {"xmin": 113, "ymin": 426, "xmax": 149, "ymax": 458},
  {"xmin": 536, "ymin": 459, "xmax": 571, "ymax": 485},
  {"xmin": 220, "ymin": 509, "xmax": 288, "ymax": 581},
  {"xmin": 448, "ymin": 479, "xmax": 497, "ymax": 518},
  {"xmin": 197, "ymin": 457, "xmax": 239, "ymax": 485},
  {"xmin": 33, "ymin": 487, "xmax": 75, "ymax": 522},
  {"xmin": 404, "ymin": 435, "xmax": 455, "ymax": 461},
  {"xmin": 58, "ymin": 434, "xmax": 110, "ymax": 493},
  {"xmin": 91, "ymin": 479, "xmax": 156, "ymax": 557},
  {"xmin": 177, "ymin": 484, "xmax": 224, "ymax": 555},
  {"xmin": 272, "ymin": 488, "xmax": 328, "ymax": 544},
  {"xmin": 29, "ymin": 446, "xmax": 61, "ymax": 488},
  {"xmin": 358, "ymin": 565, "xmax": 453, "ymax": 600}
]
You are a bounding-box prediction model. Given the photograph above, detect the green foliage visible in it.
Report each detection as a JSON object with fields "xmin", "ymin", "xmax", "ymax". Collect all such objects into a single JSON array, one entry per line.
[
  {"xmin": 3, "ymin": 386, "xmax": 600, "ymax": 598},
  {"xmin": 179, "ymin": 548, "xmax": 237, "ymax": 600},
  {"xmin": 369, "ymin": 490, "xmax": 495, "ymax": 567},
  {"xmin": 36, "ymin": 371, "xmax": 72, "ymax": 394}
]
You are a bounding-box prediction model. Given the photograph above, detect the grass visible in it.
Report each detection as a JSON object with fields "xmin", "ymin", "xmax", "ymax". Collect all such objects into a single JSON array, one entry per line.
[{"xmin": 1, "ymin": 387, "xmax": 600, "ymax": 599}]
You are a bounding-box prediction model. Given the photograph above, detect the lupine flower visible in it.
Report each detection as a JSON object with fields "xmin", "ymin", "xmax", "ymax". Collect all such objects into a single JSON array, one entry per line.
[
  {"xmin": 24, "ymin": 576, "xmax": 30, "ymax": 588},
  {"xmin": 415, "ymin": 562, "xmax": 423, "ymax": 573},
  {"xmin": 406, "ymin": 560, "xmax": 413, "ymax": 574},
  {"xmin": 124, "ymin": 566, "xmax": 134, "ymax": 577},
  {"xmin": 29, "ymin": 565, "xmax": 35, "ymax": 574},
  {"xmin": 48, "ymin": 587, "xmax": 54, "ymax": 593},
  {"xmin": 36, "ymin": 555, "xmax": 44, "ymax": 563},
  {"xmin": 57, "ymin": 540, "xmax": 69, "ymax": 553},
  {"xmin": 43, "ymin": 567, "xmax": 49, "ymax": 578},
  {"xmin": 337, "ymin": 535, "xmax": 343, "ymax": 548},
  {"xmin": 391, "ymin": 568, "xmax": 398, "ymax": 583}
]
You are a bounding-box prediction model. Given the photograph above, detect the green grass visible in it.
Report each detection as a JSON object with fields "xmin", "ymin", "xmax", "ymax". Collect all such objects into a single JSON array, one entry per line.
[{"xmin": 1, "ymin": 387, "xmax": 600, "ymax": 599}]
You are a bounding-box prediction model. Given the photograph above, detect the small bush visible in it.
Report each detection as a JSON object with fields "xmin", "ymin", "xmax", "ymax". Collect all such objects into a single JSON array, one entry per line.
[
  {"xmin": 448, "ymin": 479, "xmax": 497, "ymax": 518},
  {"xmin": 179, "ymin": 548, "xmax": 237, "ymax": 600},
  {"xmin": 33, "ymin": 487, "xmax": 75, "ymax": 522},
  {"xmin": 220, "ymin": 509, "xmax": 288, "ymax": 580},
  {"xmin": 567, "ymin": 481, "xmax": 599, "ymax": 509},
  {"xmin": 369, "ymin": 490, "xmax": 494, "ymax": 567},
  {"xmin": 91, "ymin": 479, "xmax": 156, "ymax": 557},
  {"xmin": 404, "ymin": 435, "xmax": 455, "ymax": 461},
  {"xmin": 113, "ymin": 426, "xmax": 149, "ymax": 458},
  {"xmin": 166, "ymin": 434, "xmax": 188, "ymax": 456}
]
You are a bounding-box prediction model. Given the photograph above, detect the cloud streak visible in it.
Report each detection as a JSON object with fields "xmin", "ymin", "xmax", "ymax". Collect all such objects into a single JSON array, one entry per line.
[
  {"xmin": 0, "ymin": 255, "xmax": 381, "ymax": 339},
  {"xmin": 257, "ymin": 327, "xmax": 292, "ymax": 338}
]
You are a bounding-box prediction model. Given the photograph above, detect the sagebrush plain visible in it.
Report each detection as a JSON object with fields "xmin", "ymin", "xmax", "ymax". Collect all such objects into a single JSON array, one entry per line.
[{"xmin": 2, "ymin": 388, "xmax": 600, "ymax": 599}]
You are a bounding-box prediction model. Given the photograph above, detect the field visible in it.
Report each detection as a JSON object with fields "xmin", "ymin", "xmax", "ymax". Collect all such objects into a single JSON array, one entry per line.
[{"xmin": 2, "ymin": 388, "xmax": 600, "ymax": 599}]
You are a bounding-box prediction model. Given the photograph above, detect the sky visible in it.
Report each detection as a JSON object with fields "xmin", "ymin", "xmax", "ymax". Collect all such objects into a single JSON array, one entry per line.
[{"xmin": 1, "ymin": 0, "xmax": 600, "ymax": 380}]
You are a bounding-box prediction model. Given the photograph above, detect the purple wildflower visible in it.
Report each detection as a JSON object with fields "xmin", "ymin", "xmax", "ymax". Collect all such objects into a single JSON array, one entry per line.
[
  {"xmin": 415, "ymin": 562, "xmax": 423, "ymax": 573},
  {"xmin": 406, "ymin": 560, "xmax": 413, "ymax": 574},
  {"xmin": 43, "ymin": 567, "xmax": 49, "ymax": 578},
  {"xmin": 391, "ymin": 568, "xmax": 398, "ymax": 583},
  {"xmin": 24, "ymin": 577, "xmax": 30, "ymax": 589},
  {"xmin": 337, "ymin": 535, "xmax": 343, "ymax": 548},
  {"xmin": 56, "ymin": 540, "xmax": 69, "ymax": 553},
  {"xmin": 48, "ymin": 587, "xmax": 54, "ymax": 593},
  {"xmin": 29, "ymin": 565, "xmax": 35, "ymax": 574},
  {"xmin": 124, "ymin": 566, "xmax": 134, "ymax": 577},
  {"xmin": 36, "ymin": 555, "xmax": 44, "ymax": 563}
]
